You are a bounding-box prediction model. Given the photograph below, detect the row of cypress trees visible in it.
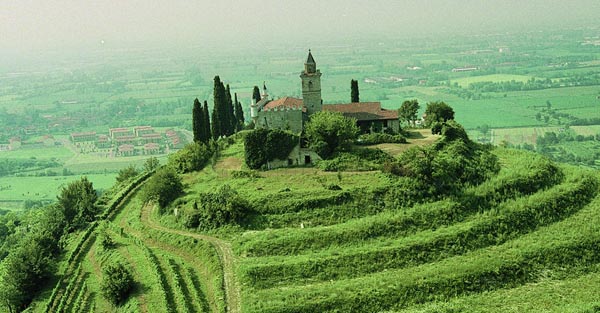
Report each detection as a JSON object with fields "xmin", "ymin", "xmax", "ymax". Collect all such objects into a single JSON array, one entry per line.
[{"xmin": 193, "ymin": 75, "xmax": 245, "ymax": 143}]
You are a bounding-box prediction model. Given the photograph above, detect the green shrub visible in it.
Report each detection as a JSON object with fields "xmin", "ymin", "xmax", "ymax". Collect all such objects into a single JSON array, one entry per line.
[
  {"xmin": 168, "ymin": 142, "xmax": 213, "ymax": 173},
  {"xmin": 101, "ymin": 262, "xmax": 134, "ymax": 306},
  {"xmin": 116, "ymin": 165, "xmax": 139, "ymax": 183},
  {"xmin": 231, "ymin": 170, "xmax": 262, "ymax": 179},
  {"xmin": 185, "ymin": 185, "xmax": 251, "ymax": 230},
  {"xmin": 356, "ymin": 133, "xmax": 407, "ymax": 145},
  {"xmin": 140, "ymin": 168, "xmax": 183, "ymax": 211}
]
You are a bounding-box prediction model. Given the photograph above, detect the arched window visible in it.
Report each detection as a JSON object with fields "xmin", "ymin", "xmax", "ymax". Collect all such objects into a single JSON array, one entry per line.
[{"xmin": 308, "ymin": 81, "xmax": 313, "ymax": 90}]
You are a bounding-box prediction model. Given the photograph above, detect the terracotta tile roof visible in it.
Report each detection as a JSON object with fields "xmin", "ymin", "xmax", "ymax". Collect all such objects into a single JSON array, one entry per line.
[
  {"xmin": 262, "ymin": 97, "xmax": 305, "ymax": 111},
  {"xmin": 144, "ymin": 143, "xmax": 160, "ymax": 150},
  {"xmin": 118, "ymin": 144, "xmax": 134, "ymax": 152},
  {"xmin": 140, "ymin": 133, "xmax": 162, "ymax": 139},
  {"xmin": 323, "ymin": 102, "xmax": 398, "ymax": 121}
]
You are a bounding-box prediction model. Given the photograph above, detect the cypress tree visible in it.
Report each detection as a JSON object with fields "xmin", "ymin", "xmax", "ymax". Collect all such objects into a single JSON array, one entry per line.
[
  {"xmin": 211, "ymin": 105, "xmax": 219, "ymax": 140},
  {"xmin": 192, "ymin": 98, "xmax": 203, "ymax": 142},
  {"xmin": 351, "ymin": 79, "xmax": 360, "ymax": 103},
  {"xmin": 252, "ymin": 85, "xmax": 261, "ymax": 103},
  {"xmin": 234, "ymin": 92, "xmax": 245, "ymax": 131},
  {"xmin": 225, "ymin": 84, "xmax": 236, "ymax": 136},
  {"xmin": 212, "ymin": 76, "xmax": 223, "ymax": 139},
  {"xmin": 203, "ymin": 100, "xmax": 211, "ymax": 143}
]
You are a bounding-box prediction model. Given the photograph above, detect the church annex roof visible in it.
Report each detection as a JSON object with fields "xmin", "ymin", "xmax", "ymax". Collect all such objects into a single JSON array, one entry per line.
[
  {"xmin": 323, "ymin": 102, "xmax": 398, "ymax": 121},
  {"xmin": 262, "ymin": 97, "xmax": 305, "ymax": 112}
]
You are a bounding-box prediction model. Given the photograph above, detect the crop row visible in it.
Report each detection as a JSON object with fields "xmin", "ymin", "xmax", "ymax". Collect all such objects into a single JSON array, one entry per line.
[
  {"xmin": 54, "ymin": 264, "xmax": 83, "ymax": 313},
  {"xmin": 45, "ymin": 229, "xmax": 96, "ymax": 313},
  {"xmin": 167, "ymin": 258, "xmax": 194, "ymax": 313},
  {"xmin": 134, "ymin": 218, "xmax": 226, "ymax": 313},
  {"xmin": 247, "ymin": 202, "xmax": 384, "ymax": 230},
  {"xmin": 253, "ymin": 189, "xmax": 353, "ymax": 214},
  {"xmin": 240, "ymin": 171, "xmax": 597, "ymax": 289},
  {"xmin": 243, "ymin": 193, "xmax": 600, "ymax": 312},
  {"xmin": 187, "ymin": 267, "xmax": 210, "ymax": 313},
  {"xmin": 45, "ymin": 171, "xmax": 153, "ymax": 313},
  {"xmin": 70, "ymin": 282, "xmax": 88, "ymax": 313},
  {"xmin": 133, "ymin": 238, "xmax": 175, "ymax": 313}
]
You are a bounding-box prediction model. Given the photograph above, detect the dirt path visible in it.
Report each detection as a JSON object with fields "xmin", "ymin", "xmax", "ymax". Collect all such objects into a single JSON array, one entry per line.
[{"xmin": 140, "ymin": 205, "xmax": 241, "ymax": 313}]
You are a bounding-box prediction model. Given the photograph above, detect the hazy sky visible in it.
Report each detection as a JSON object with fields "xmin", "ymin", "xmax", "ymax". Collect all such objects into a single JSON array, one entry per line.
[{"xmin": 1, "ymin": 0, "xmax": 599, "ymax": 52}]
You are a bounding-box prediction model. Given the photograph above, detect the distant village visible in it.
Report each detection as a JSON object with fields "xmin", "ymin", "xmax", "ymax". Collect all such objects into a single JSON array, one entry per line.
[
  {"xmin": 70, "ymin": 126, "xmax": 184, "ymax": 157},
  {"xmin": 1, "ymin": 126, "xmax": 186, "ymax": 158}
]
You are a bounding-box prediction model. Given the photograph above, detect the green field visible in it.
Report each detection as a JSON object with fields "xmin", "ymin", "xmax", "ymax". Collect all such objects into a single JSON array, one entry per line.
[
  {"xmin": 0, "ymin": 173, "xmax": 117, "ymax": 210},
  {"xmin": 451, "ymin": 74, "xmax": 536, "ymax": 87}
]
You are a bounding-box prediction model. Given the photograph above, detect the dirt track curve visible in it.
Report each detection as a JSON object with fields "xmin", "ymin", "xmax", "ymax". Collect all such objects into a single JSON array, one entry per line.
[{"xmin": 140, "ymin": 204, "xmax": 241, "ymax": 313}]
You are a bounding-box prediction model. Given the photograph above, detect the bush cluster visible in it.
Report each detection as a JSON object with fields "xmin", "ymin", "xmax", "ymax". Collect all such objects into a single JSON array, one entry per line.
[
  {"xmin": 385, "ymin": 121, "xmax": 500, "ymax": 199},
  {"xmin": 356, "ymin": 133, "xmax": 407, "ymax": 145},
  {"xmin": 101, "ymin": 262, "xmax": 135, "ymax": 305},
  {"xmin": 168, "ymin": 142, "xmax": 213, "ymax": 173},
  {"xmin": 140, "ymin": 168, "xmax": 183, "ymax": 211},
  {"xmin": 183, "ymin": 185, "xmax": 251, "ymax": 230}
]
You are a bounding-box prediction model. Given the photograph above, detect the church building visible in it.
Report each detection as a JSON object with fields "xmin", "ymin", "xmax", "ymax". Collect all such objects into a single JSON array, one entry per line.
[{"xmin": 250, "ymin": 50, "xmax": 400, "ymax": 135}]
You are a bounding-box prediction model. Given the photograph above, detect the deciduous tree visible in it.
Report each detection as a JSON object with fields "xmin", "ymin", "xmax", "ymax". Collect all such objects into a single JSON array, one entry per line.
[
  {"xmin": 305, "ymin": 111, "xmax": 359, "ymax": 159},
  {"xmin": 57, "ymin": 177, "xmax": 97, "ymax": 231},
  {"xmin": 398, "ymin": 99, "xmax": 420, "ymax": 127},
  {"xmin": 424, "ymin": 101, "xmax": 455, "ymax": 127}
]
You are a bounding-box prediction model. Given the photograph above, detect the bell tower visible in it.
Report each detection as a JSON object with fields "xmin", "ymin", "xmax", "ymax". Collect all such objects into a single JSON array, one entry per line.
[{"xmin": 300, "ymin": 49, "xmax": 322, "ymax": 115}]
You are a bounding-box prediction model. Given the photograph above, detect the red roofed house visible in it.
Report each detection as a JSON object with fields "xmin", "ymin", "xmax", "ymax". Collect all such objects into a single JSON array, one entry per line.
[
  {"xmin": 143, "ymin": 143, "xmax": 160, "ymax": 155},
  {"xmin": 118, "ymin": 144, "xmax": 135, "ymax": 157},
  {"xmin": 323, "ymin": 102, "xmax": 399, "ymax": 134}
]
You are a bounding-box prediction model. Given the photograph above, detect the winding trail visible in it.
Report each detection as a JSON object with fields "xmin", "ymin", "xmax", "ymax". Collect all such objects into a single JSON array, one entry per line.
[{"xmin": 140, "ymin": 204, "xmax": 241, "ymax": 313}]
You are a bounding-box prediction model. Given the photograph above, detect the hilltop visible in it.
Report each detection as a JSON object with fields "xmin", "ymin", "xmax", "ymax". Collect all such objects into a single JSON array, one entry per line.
[{"xmin": 10, "ymin": 123, "xmax": 599, "ymax": 313}]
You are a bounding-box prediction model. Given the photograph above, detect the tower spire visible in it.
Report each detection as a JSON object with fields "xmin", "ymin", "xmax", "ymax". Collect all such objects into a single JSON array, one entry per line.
[{"xmin": 304, "ymin": 49, "xmax": 316, "ymax": 74}]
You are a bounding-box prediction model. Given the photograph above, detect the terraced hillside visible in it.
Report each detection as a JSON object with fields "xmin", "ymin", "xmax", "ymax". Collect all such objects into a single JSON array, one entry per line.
[{"xmin": 35, "ymin": 137, "xmax": 600, "ymax": 313}]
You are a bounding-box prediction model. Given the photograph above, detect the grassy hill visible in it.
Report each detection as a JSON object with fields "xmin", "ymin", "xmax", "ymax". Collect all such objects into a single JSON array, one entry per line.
[{"xmin": 29, "ymin": 131, "xmax": 600, "ymax": 313}]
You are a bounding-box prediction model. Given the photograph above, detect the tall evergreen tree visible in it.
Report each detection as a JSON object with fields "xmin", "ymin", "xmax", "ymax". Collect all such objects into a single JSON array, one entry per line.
[
  {"xmin": 225, "ymin": 84, "xmax": 236, "ymax": 136},
  {"xmin": 211, "ymin": 105, "xmax": 219, "ymax": 140},
  {"xmin": 252, "ymin": 85, "xmax": 261, "ymax": 103},
  {"xmin": 234, "ymin": 92, "xmax": 245, "ymax": 131},
  {"xmin": 212, "ymin": 76, "xmax": 224, "ymax": 139},
  {"xmin": 192, "ymin": 98, "xmax": 203, "ymax": 142},
  {"xmin": 351, "ymin": 79, "xmax": 360, "ymax": 103},
  {"xmin": 203, "ymin": 100, "xmax": 211, "ymax": 142}
]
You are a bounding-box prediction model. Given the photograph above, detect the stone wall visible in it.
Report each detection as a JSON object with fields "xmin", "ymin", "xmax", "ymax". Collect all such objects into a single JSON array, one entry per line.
[{"xmin": 256, "ymin": 108, "xmax": 304, "ymax": 134}]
